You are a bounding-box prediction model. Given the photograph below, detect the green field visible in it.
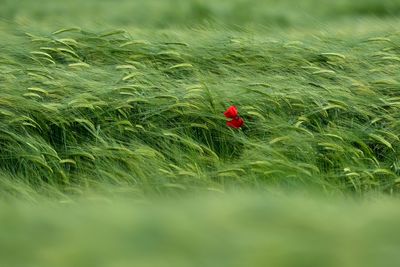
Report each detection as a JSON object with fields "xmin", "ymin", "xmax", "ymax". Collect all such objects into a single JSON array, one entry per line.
[{"xmin": 1, "ymin": 0, "xmax": 400, "ymax": 266}]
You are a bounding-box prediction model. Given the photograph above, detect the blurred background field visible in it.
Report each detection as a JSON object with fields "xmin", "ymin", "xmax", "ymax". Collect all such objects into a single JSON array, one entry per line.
[
  {"xmin": 1, "ymin": 0, "xmax": 400, "ymax": 266},
  {"xmin": 2, "ymin": 0, "xmax": 400, "ymax": 29}
]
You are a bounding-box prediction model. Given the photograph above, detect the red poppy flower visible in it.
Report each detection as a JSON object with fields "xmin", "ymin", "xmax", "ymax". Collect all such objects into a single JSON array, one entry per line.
[
  {"xmin": 226, "ymin": 117, "xmax": 244, "ymax": 129},
  {"xmin": 224, "ymin": 105, "xmax": 238, "ymax": 118}
]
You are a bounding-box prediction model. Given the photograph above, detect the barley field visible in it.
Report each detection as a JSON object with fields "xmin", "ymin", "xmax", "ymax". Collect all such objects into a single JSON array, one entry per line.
[{"xmin": 1, "ymin": 0, "xmax": 400, "ymax": 266}]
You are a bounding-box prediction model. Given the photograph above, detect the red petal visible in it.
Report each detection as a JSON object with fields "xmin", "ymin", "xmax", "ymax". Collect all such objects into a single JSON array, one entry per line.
[
  {"xmin": 224, "ymin": 105, "xmax": 238, "ymax": 118},
  {"xmin": 226, "ymin": 117, "xmax": 244, "ymax": 129}
]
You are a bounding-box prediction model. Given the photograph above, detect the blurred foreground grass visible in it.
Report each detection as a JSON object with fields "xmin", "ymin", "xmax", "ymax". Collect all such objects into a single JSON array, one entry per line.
[{"xmin": 1, "ymin": 192, "xmax": 400, "ymax": 267}]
